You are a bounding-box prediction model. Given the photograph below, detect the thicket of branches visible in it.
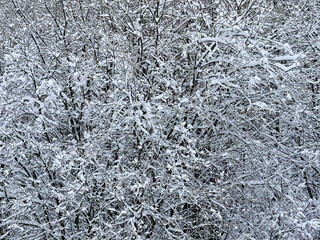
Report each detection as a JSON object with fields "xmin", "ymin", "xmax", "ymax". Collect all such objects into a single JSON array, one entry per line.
[{"xmin": 0, "ymin": 0, "xmax": 319, "ymax": 239}]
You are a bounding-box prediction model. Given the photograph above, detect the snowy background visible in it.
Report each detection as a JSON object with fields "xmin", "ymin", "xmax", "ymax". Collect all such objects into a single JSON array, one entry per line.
[{"xmin": 0, "ymin": 0, "xmax": 320, "ymax": 239}]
